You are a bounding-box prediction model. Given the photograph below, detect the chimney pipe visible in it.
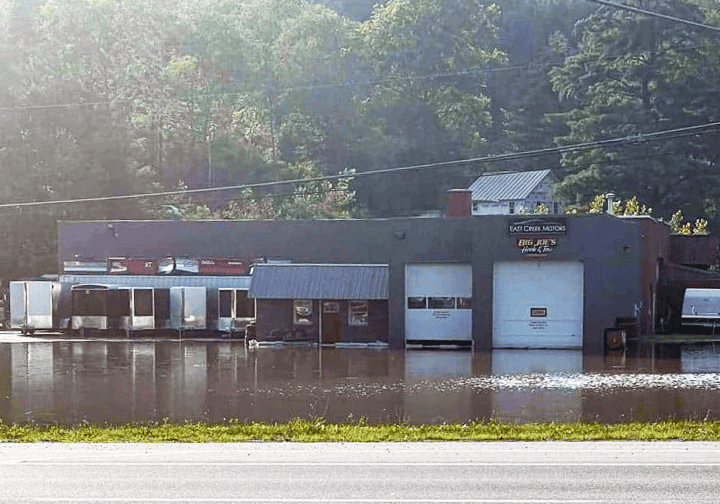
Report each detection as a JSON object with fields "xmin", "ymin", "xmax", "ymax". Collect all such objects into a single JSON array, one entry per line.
[
  {"xmin": 445, "ymin": 189, "xmax": 472, "ymax": 218},
  {"xmin": 606, "ymin": 193, "xmax": 615, "ymax": 215}
]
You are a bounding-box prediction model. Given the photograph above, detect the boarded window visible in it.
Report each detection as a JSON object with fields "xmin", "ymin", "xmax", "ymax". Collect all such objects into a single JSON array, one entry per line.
[
  {"xmin": 428, "ymin": 297, "xmax": 455, "ymax": 309},
  {"xmin": 134, "ymin": 289, "xmax": 154, "ymax": 317},
  {"xmin": 349, "ymin": 300, "xmax": 368, "ymax": 326},
  {"xmin": 407, "ymin": 297, "xmax": 426, "ymax": 309},
  {"xmin": 219, "ymin": 290, "xmax": 232, "ymax": 318},
  {"xmin": 294, "ymin": 300, "xmax": 313, "ymax": 325},
  {"xmin": 109, "ymin": 290, "xmax": 131, "ymax": 317},
  {"xmin": 235, "ymin": 290, "xmax": 254, "ymax": 318},
  {"xmin": 72, "ymin": 290, "xmax": 106, "ymax": 316}
]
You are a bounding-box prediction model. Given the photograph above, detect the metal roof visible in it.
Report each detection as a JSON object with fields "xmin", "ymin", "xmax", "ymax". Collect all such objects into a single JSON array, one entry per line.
[
  {"xmin": 249, "ymin": 264, "xmax": 388, "ymax": 300},
  {"xmin": 60, "ymin": 275, "xmax": 252, "ymax": 289},
  {"xmin": 468, "ymin": 169, "xmax": 552, "ymax": 202}
]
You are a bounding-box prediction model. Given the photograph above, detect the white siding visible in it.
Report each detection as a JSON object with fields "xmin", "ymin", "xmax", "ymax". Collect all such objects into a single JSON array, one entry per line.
[{"xmin": 471, "ymin": 178, "xmax": 564, "ymax": 215}]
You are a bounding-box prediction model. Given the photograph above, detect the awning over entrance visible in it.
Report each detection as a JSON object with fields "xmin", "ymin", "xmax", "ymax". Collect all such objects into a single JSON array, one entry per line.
[{"xmin": 249, "ymin": 264, "xmax": 389, "ymax": 299}]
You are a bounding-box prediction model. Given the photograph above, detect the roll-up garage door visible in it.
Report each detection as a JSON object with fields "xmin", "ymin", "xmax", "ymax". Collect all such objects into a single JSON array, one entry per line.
[
  {"xmin": 405, "ymin": 263, "xmax": 472, "ymax": 342},
  {"xmin": 493, "ymin": 261, "xmax": 583, "ymax": 349}
]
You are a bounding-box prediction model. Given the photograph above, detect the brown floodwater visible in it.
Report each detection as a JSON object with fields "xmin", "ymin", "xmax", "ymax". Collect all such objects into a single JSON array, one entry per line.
[{"xmin": 1, "ymin": 338, "xmax": 720, "ymax": 425}]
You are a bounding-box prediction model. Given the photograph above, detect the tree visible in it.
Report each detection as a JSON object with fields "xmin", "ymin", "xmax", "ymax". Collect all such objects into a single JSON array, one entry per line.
[
  {"xmin": 485, "ymin": 0, "xmax": 596, "ymax": 170},
  {"xmin": 347, "ymin": 0, "xmax": 507, "ymax": 216},
  {"xmin": 547, "ymin": 0, "xmax": 720, "ymax": 226}
]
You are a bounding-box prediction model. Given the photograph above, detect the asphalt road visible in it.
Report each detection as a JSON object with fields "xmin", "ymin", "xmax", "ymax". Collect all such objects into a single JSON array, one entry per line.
[{"xmin": 1, "ymin": 442, "xmax": 719, "ymax": 503}]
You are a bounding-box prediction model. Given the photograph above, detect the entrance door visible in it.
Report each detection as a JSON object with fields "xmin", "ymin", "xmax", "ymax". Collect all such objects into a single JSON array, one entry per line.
[
  {"xmin": 321, "ymin": 301, "xmax": 341, "ymax": 343},
  {"xmin": 493, "ymin": 261, "xmax": 584, "ymax": 349}
]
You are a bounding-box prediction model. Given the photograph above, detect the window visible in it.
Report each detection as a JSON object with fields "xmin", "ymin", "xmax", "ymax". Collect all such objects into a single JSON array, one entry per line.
[
  {"xmin": 134, "ymin": 289, "xmax": 154, "ymax": 317},
  {"xmin": 407, "ymin": 297, "xmax": 426, "ymax": 309},
  {"xmin": 428, "ymin": 297, "xmax": 455, "ymax": 309},
  {"xmin": 293, "ymin": 299, "xmax": 313, "ymax": 325},
  {"xmin": 235, "ymin": 290, "xmax": 254, "ymax": 318},
  {"xmin": 323, "ymin": 301, "xmax": 340, "ymax": 313},
  {"xmin": 219, "ymin": 290, "xmax": 232, "ymax": 318},
  {"xmin": 73, "ymin": 289, "xmax": 106, "ymax": 316},
  {"xmin": 553, "ymin": 202, "xmax": 559, "ymax": 214},
  {"xmin": 457, "ymin": 297, "xmax": 472, "ymax": 309},
  {"xmin": 349, "ymin": 300, "xmax": 368, "ymax": 326},
  {"xmin": 508, "ymin": 201, "xmax": 515, "ymax": 214},
  {"xmin": 108, "ymin": 289, "xmax": 131, "ymax": 317}
]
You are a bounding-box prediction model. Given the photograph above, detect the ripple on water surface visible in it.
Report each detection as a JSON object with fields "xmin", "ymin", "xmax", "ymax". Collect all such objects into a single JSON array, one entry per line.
[{"xmin": 3, "ymin": 342, "xmax": 720, "ymax": 424}]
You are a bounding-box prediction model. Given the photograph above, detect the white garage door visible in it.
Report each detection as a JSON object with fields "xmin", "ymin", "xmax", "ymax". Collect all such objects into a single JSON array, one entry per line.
[
  {"xmin": 493, "ymin": 261, "xmax": 583, "ymax": 349},
  {"xmin": 405, "ymin": 264, "xmax": 472, "ymax": 342}
]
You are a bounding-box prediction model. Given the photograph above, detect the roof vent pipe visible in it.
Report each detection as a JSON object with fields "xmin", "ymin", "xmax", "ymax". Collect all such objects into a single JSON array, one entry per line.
[{"xmin": 606, "ymin": 193, "xmax": 615, "ymax": 215}]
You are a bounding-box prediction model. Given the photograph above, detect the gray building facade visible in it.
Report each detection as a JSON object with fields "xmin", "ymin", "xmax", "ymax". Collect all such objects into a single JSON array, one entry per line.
[{"xmin": 57, "ymin": 214, "xmax": 658, "ymax": 354}]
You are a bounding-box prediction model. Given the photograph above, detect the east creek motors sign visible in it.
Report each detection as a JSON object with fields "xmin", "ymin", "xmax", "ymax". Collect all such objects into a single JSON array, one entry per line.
[
  {"xmin": 508, "ymin": 218, "xmax": 567, "ymax": 236},
  {"xmin": 508, "ymin": 218, "xmax": 566, "ymax": 257}
]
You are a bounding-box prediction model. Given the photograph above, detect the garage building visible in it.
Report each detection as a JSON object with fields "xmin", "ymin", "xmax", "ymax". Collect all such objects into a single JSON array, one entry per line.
[{"xmin": 56, "ymin": 211, "xmax": 668, "ymax": 354}]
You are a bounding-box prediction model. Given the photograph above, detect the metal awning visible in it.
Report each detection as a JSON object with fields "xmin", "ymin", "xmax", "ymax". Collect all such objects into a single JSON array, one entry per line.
[
  {"xmin": 249, "ymin": 264, "xmax": 388, "ymax": 300},
  {"xmin": 60, "ymin": 275, "xmax": 251, "ymax": 289}
]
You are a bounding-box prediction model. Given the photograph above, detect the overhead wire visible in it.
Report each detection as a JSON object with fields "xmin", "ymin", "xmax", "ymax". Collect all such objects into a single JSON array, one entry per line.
[
  {"xmin": 585, "ymin": 0, "xmax": 720, "ymax": 33},
  {"xmin": 0, "ymin": 121, "xmax": 718, "ymax": 211},
  {"xmin": 1, "ymin": 0, "xmax": 719, "ymax": 214}
]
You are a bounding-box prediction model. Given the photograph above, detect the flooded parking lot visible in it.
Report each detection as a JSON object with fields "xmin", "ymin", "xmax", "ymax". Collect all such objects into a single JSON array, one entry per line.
[{"xmin": 2, "ymin": 335, "xmax": 720, "ymax": 425}]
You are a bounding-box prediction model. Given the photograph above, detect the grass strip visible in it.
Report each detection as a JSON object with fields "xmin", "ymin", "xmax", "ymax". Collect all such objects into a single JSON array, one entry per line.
[{"xmin": 2, "ymin": 419, "xmax": 720, "ymax": 442}]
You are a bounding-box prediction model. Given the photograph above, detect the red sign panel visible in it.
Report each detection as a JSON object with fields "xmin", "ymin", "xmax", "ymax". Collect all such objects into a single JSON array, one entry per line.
[
  {"xmin": 107, "ymin": 257, "xmax": 158, "ymax": 275},
  {"xmin": 197, "ymin": 258, "xmax": 249, "ymax": 275}
]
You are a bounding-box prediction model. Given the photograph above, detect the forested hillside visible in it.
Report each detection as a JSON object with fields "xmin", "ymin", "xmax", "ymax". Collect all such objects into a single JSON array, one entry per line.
[{"xmin": 1, "ymin": 0, "xmax": 719, "ymax": 279}]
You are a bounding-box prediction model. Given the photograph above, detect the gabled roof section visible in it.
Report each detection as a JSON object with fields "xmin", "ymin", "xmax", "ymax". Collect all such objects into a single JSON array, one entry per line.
[
  {"xmin": 469, "ymin": 169, "xmax": 553, "ymax": 202},
  {"xmin": 249, "ymin": 264, "xmax": 388, "ymax": 300}
]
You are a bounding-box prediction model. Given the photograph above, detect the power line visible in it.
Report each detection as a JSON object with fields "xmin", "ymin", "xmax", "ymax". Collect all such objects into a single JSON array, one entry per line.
[
  {"xmin": 586, "ymin": 0, "xmax": 720, "ymax": 33},
  {"xmin": 0, "ymin": 100, "xmax": 131, "ymax": 113},
  {"xmin": 1, "ymin": 121, "xmax": 718, "ymax": 211},
  {"xmin": 0, "ymin": 147, "xmax": 699, "ymax": 218}
]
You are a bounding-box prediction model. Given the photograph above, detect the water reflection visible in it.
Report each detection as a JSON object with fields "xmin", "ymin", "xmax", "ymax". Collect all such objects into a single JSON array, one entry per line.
[
  {"xmin": 491, "ymin": 350, "xmax": 582, "ymax": 423},
  {"xmin": 1, "ymin": 340, "xmax": 720, "ymax": 425}
]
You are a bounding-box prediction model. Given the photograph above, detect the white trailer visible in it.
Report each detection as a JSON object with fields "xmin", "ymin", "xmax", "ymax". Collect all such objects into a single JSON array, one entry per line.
[
  {"xmin": 170, "ymin": 286, "xmax": 207, "ymax": 333},
  {"xmin": 10, "ymin": 280, "xmax": 59, "ymax": 334},
  {"xmin": 217, "ymin": 288, "xmax": 255, "ymax": 336},
  {"xmin": 71, "ymin": 284, "xmax": 156, "ymax": 333},
  {"xmin": 681, "ymin": 288, "xmax": 720, "ymax": 332}
]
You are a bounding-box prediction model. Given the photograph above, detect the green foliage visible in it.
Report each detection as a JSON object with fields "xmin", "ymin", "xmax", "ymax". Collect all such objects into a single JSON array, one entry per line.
[
  {"xmin": 546, "ymin": 0, "xmax": 720, "ymax": 226},
  {"xmin": 169, "ymin": 164, "xmax": 357, "ymax": 221},
  {"xmin": 7, "ymin": 0, "xmax": 720, "ymax": 277},
  {"xmin": 566, "ymin": 193, "xmax": 711, "ymax": 235},
  {"xmin": 353, "ymin": 0, "xmax": 505, "ymax": 153},
  {"xmin": 3, "ymin": 418, "xmax": 720, "ymax": 442}
]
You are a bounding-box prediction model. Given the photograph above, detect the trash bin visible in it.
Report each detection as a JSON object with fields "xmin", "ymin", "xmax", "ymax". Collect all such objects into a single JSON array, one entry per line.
[{"xmin": 605, "ymin": 328, "xmax": 627, "ymax": 351}]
